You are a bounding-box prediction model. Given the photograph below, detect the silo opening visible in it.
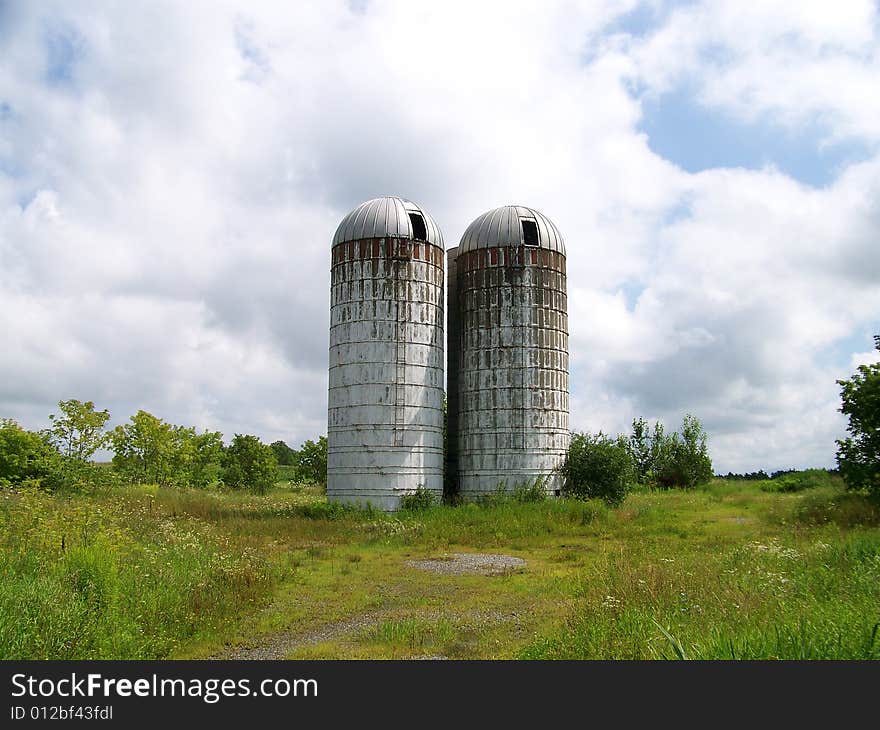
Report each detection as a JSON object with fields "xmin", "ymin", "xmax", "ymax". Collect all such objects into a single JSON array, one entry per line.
[
  {"xmin": 409, "ymin": 213, "xmax": 427, "ymax": 241},
  {"xmin": 522, "ymin": 219, "xmax": 539, "ymax": 246}
]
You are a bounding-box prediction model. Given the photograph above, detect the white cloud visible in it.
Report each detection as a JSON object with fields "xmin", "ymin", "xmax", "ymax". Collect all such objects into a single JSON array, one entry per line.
[
  {"xmin": 0, "ymin": 1, "xmax": 877, "ymax": 472},
  {"xmin": 629, "ymin": 0, "xmax": 880, "ymax": 142}
]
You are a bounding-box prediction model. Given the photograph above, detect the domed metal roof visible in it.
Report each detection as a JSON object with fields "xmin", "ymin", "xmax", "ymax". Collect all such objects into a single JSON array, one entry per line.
[
  {"xmin": 332, "ymin": 196, "xmax": 444, "ymax": 249},
  {"xmin": 458, "ymin": 205, "xmax": 565, "ymax": 255}
]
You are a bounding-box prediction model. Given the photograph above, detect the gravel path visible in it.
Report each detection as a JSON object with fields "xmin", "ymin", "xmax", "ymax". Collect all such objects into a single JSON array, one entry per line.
[
  {"xmin": 209, "ymin": 554, "xmax": 527, "ymax": 659},
  {"xmin": 405, "ymin": 553, "xmax": 526, "ymax": 576},
  {"xmin": 210, "ymin": 613, "xmax": 383, "ymax": 660}
]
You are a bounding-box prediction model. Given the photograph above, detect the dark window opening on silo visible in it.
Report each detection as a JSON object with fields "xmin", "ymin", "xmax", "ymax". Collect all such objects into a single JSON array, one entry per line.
[
  {"xmin": 522, "ymin": 219, "xmax": 539, "ymax": 246},
  {"xmin": 409, "ymin": 213, "xmax": 427, "ymax": 241}
]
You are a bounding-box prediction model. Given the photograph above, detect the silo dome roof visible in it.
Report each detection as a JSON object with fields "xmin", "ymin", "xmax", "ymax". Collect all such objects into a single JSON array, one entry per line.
[
  {"xmin": 458, "ymin": 205, "xmax": 565, "ymax": 255},
  {"xmin": 333, "ymin": 196, "xmax": 444, "ymax": 249}
]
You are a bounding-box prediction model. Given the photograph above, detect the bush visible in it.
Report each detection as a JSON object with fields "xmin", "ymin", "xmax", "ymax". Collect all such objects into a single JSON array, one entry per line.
[
  {"xmin": 472, "ymin": 478, "xmax": 550, "ymax": 507},
  {"xmin": 626, "ymin": 415, "xmax": 713, "ymax": 490},
  {"xmin": 654, "ymin": 415, "xmax": 714, "ymax": 489},
  {"xmin": 294, "ymin": 437, "xmax": 327, "ymax": 485},
  {"xmin": 563, "ymin": 432, "xmax": 634, "ymax": 506},
  {"xmin": 513, "ymin": 477, "xmax": 549, "ymax": 503},
  {"xmin": 760, "ymin": 469, "xmax": 837, "ymax": 493},
  {"xmin": 399, "ymin": 486, "xmax": 438, "ymax": 511},
  {"xmin": 0, "ymin": 419, "xmax": 64, "ymax": 490},
  {"xmin": 222, "ymin": 434, "xmax": 279, "ymax": 494},
  {"xmin": 110, "ymin": 411, "xmax": 223, "ymax": 489}
]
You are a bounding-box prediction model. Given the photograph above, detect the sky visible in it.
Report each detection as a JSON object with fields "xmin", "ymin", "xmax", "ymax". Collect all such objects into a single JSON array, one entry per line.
[{"xmin": 1, "ymin": 0, "xmax": 878, "ymax": 473}]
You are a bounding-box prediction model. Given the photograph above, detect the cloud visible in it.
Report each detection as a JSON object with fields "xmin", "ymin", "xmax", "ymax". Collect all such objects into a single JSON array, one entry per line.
[
  {"xmin": 0, "ymin": 1, "xmax": 878, "ymax": 473},
  {"xmin": 628, "ymin": 0, "xmax": 880, "ymax": 142}
]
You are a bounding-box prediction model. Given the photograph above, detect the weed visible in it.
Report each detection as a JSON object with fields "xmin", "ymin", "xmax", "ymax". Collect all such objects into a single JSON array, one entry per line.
[{"xmin": 400, "ymin": 486, "xmax": 439, "ymax": 511}]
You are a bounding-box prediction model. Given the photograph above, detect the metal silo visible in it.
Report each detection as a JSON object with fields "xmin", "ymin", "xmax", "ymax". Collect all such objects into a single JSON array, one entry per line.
[
  {"xmin": 327, "ymin": 196, "xmax": 445, "ymax": 510},
  {"xmin": 448, "ymin": 205, "xmax": 569, "ymax": 499}
]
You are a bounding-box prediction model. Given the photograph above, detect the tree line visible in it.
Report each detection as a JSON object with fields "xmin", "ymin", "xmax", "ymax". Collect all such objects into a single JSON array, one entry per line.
[
  {"xmin": 2, "ymin": 331, "xmax": 876, "ymax": 505},
  {"xmin": 0, "ymin": 399, "xmax": 327, "ymax": 494}
]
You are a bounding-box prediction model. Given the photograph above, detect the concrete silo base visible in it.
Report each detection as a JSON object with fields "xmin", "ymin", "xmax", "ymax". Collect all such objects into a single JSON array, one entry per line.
[
  {"xmin": 454, "ymin": 468, "xmax": 566, "ymax": 501},
  {"xmin": 328, "ymin": 482, "xmax": 443, "ymax": 512}
]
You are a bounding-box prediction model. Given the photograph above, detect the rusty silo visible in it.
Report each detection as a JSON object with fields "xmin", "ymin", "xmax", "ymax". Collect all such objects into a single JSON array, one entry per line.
[
  {"xmin": 327, "ymin": 196, "xmax": 445, "ymax": 510},
  {"xmin": 447, "ymin": 205, "xmax": 569, "ymax": 499}
]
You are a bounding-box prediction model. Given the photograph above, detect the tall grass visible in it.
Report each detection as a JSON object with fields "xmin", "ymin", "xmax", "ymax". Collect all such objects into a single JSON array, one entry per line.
[
  {"xmin": 0, "ymin": 487, "xmax": 273, "ymax": 659},
  {"xmin": 2, "ymin": 472, "xmax": 878, "ymax": 660},
  {"xmin": 517, "ymin": 490, "xmax": 880, "ymax": 659}
]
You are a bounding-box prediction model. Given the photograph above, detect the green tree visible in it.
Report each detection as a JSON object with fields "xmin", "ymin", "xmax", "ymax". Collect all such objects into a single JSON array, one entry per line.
[
  {"xmin": 295, "ymin": 436, "xmax": 327, "ymax": 484},
  {"xmin": 675, "ymin": 414, "xmax": 714, "ymax": 488},
  {"xmin": 269, "ymin": 440, "xmax": 296, "ymax": 466},
  {"xmin": 654, "ymin": 414, "xmax": 713, "ymax": 489},
  {"xmin": 0, "ymin": 419, "xmax": 61, "ymax": 487},
  {"xmin": 223, "ymin": 434, "xmax": 279, "ymax": 494},
  {"xmin": 46, "ymin": 399, "xmax": 110, "ymax": 462},
  {"xmin": 563, "ymin": 431, "xmax": 634, "ymax": 506},
  {"xmin": 187, "ymin": 429, "xmax": 224, "ymax": 488},
  {"xmin": 628, "ymin": 417, "xmax": 652, "ymax": 485},
  {"xmin": 836, "ymin": 335, "xmax": 880, "ymax": 497},
  {"xmin": 168, "ymin": 426, "xmax": 224, "ymax": 488},
  {"xmin": 109, "ymin": 410, "xmax": 175, "ymax": 485}
]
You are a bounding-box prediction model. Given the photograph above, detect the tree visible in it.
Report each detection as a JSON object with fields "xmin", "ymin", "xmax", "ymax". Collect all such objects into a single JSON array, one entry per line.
[
  {"xmin": 295, "ymin": 436, "xmax": 327, "ymax": 484},
  {"xmin": 654, "ymin": 415, "xmax": 713, "ymax": 489},
  {"xmin": 222, "ymin": 434, "xmax": 279, "ymax": 494},
  {"xmin": 46, "ymin": 399, "xmax": 110, "ymax": 462},
  {"xmin": 186, "ymin": 429, "xmax": 224, "ymax": 488},
  {"xmin": 836, "ymin": 335, "xmax": 880, "ymax": 497},
  {"xmin": 0, "ymin": 418, "xmax": 61, "ymax": 487},
  {"xmin": 168, "ymin": 426, "xmax": 224, "ymax": 488},
  {"xmin": 628, "ymin": 417, "xmax": 652, "ymax": 485},
  {"xmin": 109, "ymin": 410, "xmax": 175, "ymax": 485},
  {"xmin": 110, "ymin": 411, "xmax": 224, "ymax": 489},
  {"xmin": 563, "ymin": 431, "xmax": 634, "ymax": 506},
  {"xmin": 270, "ymin": 440, "xmax": 296, "ymax": 466},
  {"xmin": 674, "ymin": 414, "xmax": 714, "ymax": 488}
]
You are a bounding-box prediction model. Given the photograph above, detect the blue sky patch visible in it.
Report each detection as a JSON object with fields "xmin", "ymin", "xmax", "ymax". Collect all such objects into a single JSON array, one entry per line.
[
  {"xmin": 606, "ymin": 1, "xmax": 674, "ymax": 38},
  {"xmin": 639, "ymin": 85, "xmax": 874, "ymax": 187},
  {"xmin": 617, "ymin": 280, "xmax": 646, "ymax": 311},
  {"xmin": 44, "ymin": 22, "xmax": 85, "ymax": 87},
  {"xmin": 820, "ymin": 326, "xmax": 880, "ymax": 373}
]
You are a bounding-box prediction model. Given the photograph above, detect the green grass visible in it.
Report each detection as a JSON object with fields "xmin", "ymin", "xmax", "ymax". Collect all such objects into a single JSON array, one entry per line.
[{"xmin": 1, "ymin": 473, "xmax": 878, "ymax": 659}]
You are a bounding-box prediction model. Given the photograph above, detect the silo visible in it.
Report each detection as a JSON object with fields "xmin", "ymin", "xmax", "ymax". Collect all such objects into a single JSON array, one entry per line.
[
  {"xmin": 327, "ymin": 196, "xmax": 445, "ymax": 510},
  {"xmin": 448, "ymin": 205, "xmax": 569, "ymax": 499}
]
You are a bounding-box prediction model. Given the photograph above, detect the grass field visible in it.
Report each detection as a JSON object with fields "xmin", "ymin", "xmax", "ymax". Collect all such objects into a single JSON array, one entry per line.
[{"xmin": 1, "ymin": 474, "xmax": 878, "ymax": 659}]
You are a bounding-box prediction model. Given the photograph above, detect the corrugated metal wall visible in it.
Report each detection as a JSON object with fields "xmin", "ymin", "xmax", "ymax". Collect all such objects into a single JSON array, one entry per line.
[
  {"xmin": 327, "ymin": 234, "xmax": 445, "ymax": 510},
  {"xmin": 450, "ymin": 208, "xmax": 570, "ymax": 498}
]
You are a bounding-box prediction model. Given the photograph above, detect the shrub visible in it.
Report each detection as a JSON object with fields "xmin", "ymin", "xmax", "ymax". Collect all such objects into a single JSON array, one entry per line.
[
  {"xmin": 654, "ymin": 415, "xmax": 714, "ymax": 489},
  {"xmin": 400, "ymin": 486, "xmax": 438, "ymax": 511},
  {"xmin": 760, "ymin": 469, "xmax": 837, "ymax": 493},
  {"xmin": 110, "ymin": 411, "xmax": 223, "ymax": 489},
  {"xmin": 513, "ymin": 477, "xmax": 549, "ymax": 503},
  {"xmin": 0, "ymin": 419, "xmax": 64, "ymax": 490},
  {"xmin": 222, "ymin": 434, "xmax": 279, "ymax": 494},
  {"xmin": 472, "ymin": 478, "xmax": 550, "ymax": 507},
  {"xmin": 626, "ymin": 415, "xmax": 713, "ymax": 489},
  {"xmin": 563, "ymin": 432, "xmax": 634, "ymax": 506},
  {"xmin": 294, "ymin": 436, "xmax": 327, "ymax": 485}
]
